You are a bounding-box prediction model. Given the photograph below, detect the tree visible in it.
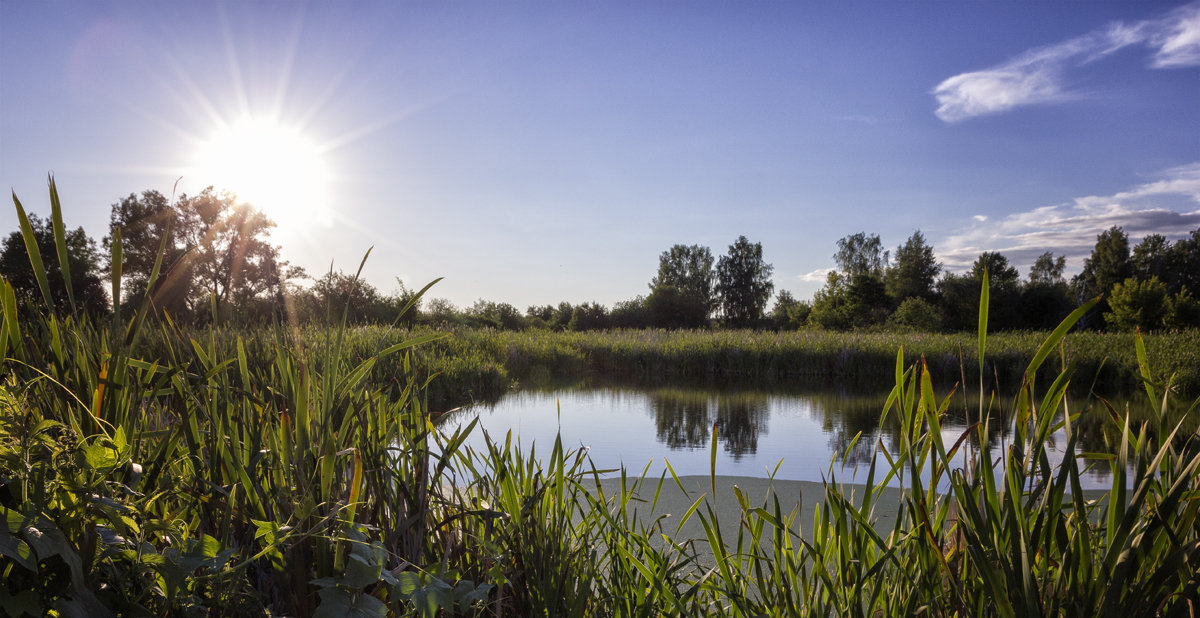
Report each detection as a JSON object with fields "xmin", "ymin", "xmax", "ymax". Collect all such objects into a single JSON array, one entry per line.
[
  {"xmin": 889, "ymin": 297, "xmax": 943, "ymax": 332},
  {"xmin": 104, "ymin": 187, "xmax": 302, "ymax": 322},
  {"xmin": 1073, "ymin": 226, "xmax": 1131, "ymax": 329},
  {"xmin": 885, "ymin": 230, "xmax": 941, "ymax": 303},
  {"xmin": 835, "ymin": 232, "xmax": 888, "ymax": 278},
  {"xmin": 970, "ymin": 252, "xmax": 1021, "ymax": 330},
  {"xmin": 1027, "ymin": 251, "xmax": 1066, "ymax": 286},
  {"xmin": 648, "ymin": 244, "xmax": 714, "ymax": 327},
  {"xmin": 568, "ymin": 302, "xmax": 609, "ymax": 331},
  {"xmin": 647, "ymin": 285, "xmax": 705, "ymax": 329},
  {"xmin": 103, "ymin": 190, "xmax": 193, "ymax": 316},
  {"xmin": 1166, "ymin": 287, "xmax": 1200, "ymax": 329},
  {"xmin": 1022, "ymin": 252, "xmax": 1073, "ymax": 330},
  {"xmin": 1131, "ymin": 234, "xmax": 1171, "ymax": 283},
  {"xmin": 1105, "ymin": 276, "xmax": 1169, "ymax": 331},
  {"xmin": 810, "ymin": 271, "xmax": 854, "ymax": 330},
  {"xmin": 813, "ymin": 232, "xmax": 889, "ymax": 329},
  {"xmin": 0, "ymin": 213, "xmax": 107, "ymax": 317},
  {"xmin": 610, "ymin": 296, "xmax": 651, "ymax": 329},
  {"xmin": 467, "ymin": 300, "xmax": 525, "ymax": 330},
  {"xmin": 936, "ymin": 271, "xmax": 978, "ymax": 332},
  {"xmin": 770, "ymin": 290, "xmax": 807, "ymax": 330},
  {"xmin": 715, "ymin": 236, "xmax": 774, "ymax": 327},
  {"xmin": 1165, "ymin": 228, "xmax": 1200, "ymax": 294},
  {"xmin": 305, "ymin": 270, "xmax": 382, "ymax": 324},
  {"xmin": 936, "ymin": 252, "xmax": 1022, "ymax": 332}
]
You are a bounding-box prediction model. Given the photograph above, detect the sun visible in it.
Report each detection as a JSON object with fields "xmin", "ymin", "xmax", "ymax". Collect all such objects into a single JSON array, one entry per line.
[{"xmin": 191, "ymin": 116, "xmax": 332, "ymax": 230}]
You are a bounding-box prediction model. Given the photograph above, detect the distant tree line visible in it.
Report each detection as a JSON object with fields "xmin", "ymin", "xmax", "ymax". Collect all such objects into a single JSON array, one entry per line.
[
  {"xmin": 800, "ymin": 227, "xmax": 1200, "ymax": 333},
  {"xmin": 3, "ymin": 183, "xmax": 1198, "ymax": 332}
]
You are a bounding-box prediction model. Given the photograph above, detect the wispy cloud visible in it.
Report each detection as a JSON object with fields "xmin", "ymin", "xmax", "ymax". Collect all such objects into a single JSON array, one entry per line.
[
  {"xmin": 938, "ymin": 163, "xmax": 1200, "ymax": 272},
  {"xmin": 934, "ymin": 2, "xmax": 1200, "ymax": 122}
]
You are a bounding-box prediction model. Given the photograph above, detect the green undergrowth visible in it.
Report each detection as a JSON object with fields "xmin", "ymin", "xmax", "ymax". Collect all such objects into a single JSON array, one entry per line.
[
  {"xmin": 162, "ymin": 324, "xmax": 1200, "ymax": 412},
  {"xmin": 2, "ymin": 183, "xmax": 1198, "ymax": 616}
]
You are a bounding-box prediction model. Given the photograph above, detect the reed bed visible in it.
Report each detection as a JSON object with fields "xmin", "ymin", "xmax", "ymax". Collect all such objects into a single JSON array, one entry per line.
[
  {"xmin": 319, "ymin": 325, "xmax": 1200, "ymax": 408},
  {"xmin": 2, "ymin": 187, "xmax": 1197, "ymax": 616}
]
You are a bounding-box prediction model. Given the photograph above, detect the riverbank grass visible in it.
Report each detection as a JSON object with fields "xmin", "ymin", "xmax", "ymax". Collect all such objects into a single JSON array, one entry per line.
[{"xmin": 1, "ymin": 187, "xmax": 1197, "ymax": 616}]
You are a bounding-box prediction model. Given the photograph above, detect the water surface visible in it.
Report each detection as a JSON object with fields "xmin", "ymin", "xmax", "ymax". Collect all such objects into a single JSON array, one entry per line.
[{"xmin": 443, "ymin": 380, "xmax": 1126, "ymax": 490}]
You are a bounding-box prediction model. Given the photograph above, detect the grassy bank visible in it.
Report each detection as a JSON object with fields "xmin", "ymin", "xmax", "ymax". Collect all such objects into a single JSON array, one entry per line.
[
  {"xmin": 2, "ymin": 203, "xmax": 1198, "ymax": 615},
  {"xmin": 300, "ymin": 325, "xmax": 1200, "ymax": 408}
]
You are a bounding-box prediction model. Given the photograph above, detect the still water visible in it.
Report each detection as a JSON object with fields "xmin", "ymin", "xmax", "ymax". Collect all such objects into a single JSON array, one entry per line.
[{"xmin": 442, "ymin": 380, "xmax": 1123, "ymax": 489}]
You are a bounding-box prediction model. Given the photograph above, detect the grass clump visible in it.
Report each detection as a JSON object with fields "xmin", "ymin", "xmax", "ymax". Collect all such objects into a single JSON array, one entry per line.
[{"xmin": 1, "ymin": 184, "xmax": 1197, "ymax": 616}]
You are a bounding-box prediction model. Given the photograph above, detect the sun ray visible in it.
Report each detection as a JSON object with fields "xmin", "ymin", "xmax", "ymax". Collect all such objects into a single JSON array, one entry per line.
[{"xmin": 190, "ymin": 115, "xmax": 332, "ymax": 233}]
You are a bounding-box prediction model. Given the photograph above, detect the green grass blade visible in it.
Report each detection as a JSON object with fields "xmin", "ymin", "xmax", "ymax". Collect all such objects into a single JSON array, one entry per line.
[
  {"xmin": 12, "ymin": 191, "xmax": 54, "ymax": 309},
  {"xmin": 47, "ymin": 176, "xmax": 77, "ymax": 315}
]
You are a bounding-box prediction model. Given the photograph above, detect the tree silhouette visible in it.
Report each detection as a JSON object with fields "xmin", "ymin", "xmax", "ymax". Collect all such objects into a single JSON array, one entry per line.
[
  {"xmin": 648, "ymin": 244, "xmax": 715, "ymax": 328},
  {"xmin": 0, "ymin": 213, "xmax": 107, "ymax": 317},
  {"xmin": 715, "ymin": 236, "xmax": 774, "ymax": 327},
  {"xmin": 104, "ymin": 187, "xmax": 302, "ymax": 322}
]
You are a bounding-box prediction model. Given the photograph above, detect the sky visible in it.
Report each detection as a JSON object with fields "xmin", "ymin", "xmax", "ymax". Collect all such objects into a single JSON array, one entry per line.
[{"xmin": 2, "ymin": 1, "xmax": 1198, "ymax": 309}]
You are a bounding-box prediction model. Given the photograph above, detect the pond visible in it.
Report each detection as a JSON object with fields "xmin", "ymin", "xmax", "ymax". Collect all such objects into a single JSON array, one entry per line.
[{"xmin": 441, "ymin": 378, "xmax": 1130, "ymax": 490}]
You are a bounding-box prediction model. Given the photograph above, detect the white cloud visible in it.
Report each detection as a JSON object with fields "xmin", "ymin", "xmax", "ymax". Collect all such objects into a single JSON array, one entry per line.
[
  {"xmin": 937, "ymin": 163, "xmax": 1200, "ymax": 272},
  {"xmin": 798, "ymin": 268, "xmax": 834, "ymax": 282},
  {"xmin": 1152, "ymin": 3, "xmax": 1200, "ymax": 67},
  {"xmin": 973, "ymin": 215, "xmax": 988, "ymax": 223},
  {"xmin": 934, "ymin": 2, "xmax": 1200, "ymax": 122}
]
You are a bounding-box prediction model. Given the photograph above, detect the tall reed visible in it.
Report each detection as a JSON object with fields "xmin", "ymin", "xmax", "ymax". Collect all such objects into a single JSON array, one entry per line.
[{"xmin": 2, "ymin": 181, "xmax": 1196, "ymax": 616}]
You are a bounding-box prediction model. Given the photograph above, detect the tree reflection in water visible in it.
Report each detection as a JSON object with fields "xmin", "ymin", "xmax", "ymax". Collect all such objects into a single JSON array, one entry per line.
[
  {"xmin": 648, "ymin": 388, "xmax": 770, "ymax": 459},
  {"xmin": 469, "ymin": 373, "xmax": 1175, "ymax": 485}
]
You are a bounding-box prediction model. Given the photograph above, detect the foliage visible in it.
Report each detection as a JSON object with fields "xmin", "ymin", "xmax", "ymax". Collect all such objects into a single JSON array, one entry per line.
[
  {"xmin": 1073, "ymin": 226, "xmax": 1132, "ymax": 328},
  {"xmin": 102, "ymin": 186, "xmax": 302, "ymax": 323},
  {"xmin": 885, "ymin": 230, "xmax": 940, "ymax": 302},
  {"xmin": 715, "ymin": 236, "xmax": 774, "ymax": 327},
  {"xmin": 648, "ymin": 244, "xmax": 715, "ymax": 327},
  {"xmin": 834, "ymin": 231, "xmax": 888, "ymax": 278},
  {"xmin": 889, "ymin": 296, "xmax": 942, "ymax": 332},
  {"xmin": 770, "ymin": 290, "xmax": 809, "ymax": 330},
  {"xmin": 568, "ymin": 301, "xmax": 610, "ymax": 331},
  {"xmin": 4, "ymin": 183, "xmax": 1199, "ymax": 617},
  {"xmin": 609, "ymin": 296, "xmax": 651, "ymax": 329},
  {"xmin": 1, "ymin": 182, "xmax": 107, "ymax": 317},
  {"xmin": 1106, "ymin": 276, "xmax": 1170, "ymax": 331}
]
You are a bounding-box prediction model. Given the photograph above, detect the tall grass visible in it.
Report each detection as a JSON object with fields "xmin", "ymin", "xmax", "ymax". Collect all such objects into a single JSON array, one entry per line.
[{"xmin": 2, "ymin": 182, "xmax": 1197, "ymax": 616}]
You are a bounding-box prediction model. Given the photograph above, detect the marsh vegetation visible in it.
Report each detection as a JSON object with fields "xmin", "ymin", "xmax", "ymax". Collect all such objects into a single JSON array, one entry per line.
[{"xmin": 2, "ymin": 184, "xmax": 1198, "ymax": 616}]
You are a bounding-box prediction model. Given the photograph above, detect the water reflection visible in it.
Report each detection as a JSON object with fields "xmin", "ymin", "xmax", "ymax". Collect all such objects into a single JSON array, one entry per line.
[
  {"xmin": 443, "ymin": 375, "xmax": 1173, "ymax": 487},
  {"xmin": 648, "ymin": 389, "xmax": 771, "ymax": 458}
]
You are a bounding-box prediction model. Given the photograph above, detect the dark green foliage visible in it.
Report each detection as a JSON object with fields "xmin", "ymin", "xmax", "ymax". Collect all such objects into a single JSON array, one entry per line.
[
  {"xmin": 972, "ymin": 251, "xmax": 1021, "ymax": 330},
  {"xmin": 889, "ymin": 296, "xmax": 942, "ymax": 332},
  {"xmin": 834, "ymin": 232, "xmax": 888, "ymax": 278},
  {"xmin": 812, "ymin": 233, "xmax": 892, "ymax": 330},
  {"xmin": 1074, "ymin": 226, "xmax": 1132, "ymax": 328},
  {"xmin": 567, "ymin": 301, "xmax": 609, "ymax": 331},
  {"xmin": 103, "ymin": 187, "xmax": 301, "ymax": 323},
  {"xmin": 1131, "ymin": 233, "xmax": 1171, "ymax": 283},
  {"xmin": 1021, "ymin": 252, "xmax": 1074, "ymax": 330},
  {"xmin": 1106, "ymin": 276, "xmax": 1170, "ymax": 331},
  {"xmin": 5, "ymin": 182, "xmax": 1200, "ymax": 616},
  {"xmin": 715, "ymin": 236, "xmax": 774, "ymax": 327},
  {"xmin": 649, "ymin": 244, "xmax": 715, "ymax": 327},
  {"xmin": 1166, "ymin": 228, "xmax": 1200, "ymax": 292},
  {"xmin": 467, "ymin": 299, "xmax": 526, "ymax": 330},
  {"xmin": 770, "ymin": 290, "xmax": 809, "ymax": 329},
  {"xmin": 647, "ymin": 284, "xmax": 708, "ymax": 329},
  {"xmin": 609, "ymin": 296, "xmax": 651, "ymax": 328},
  {"xmin": 0, "ymin": 213, "xmax": 107, "ymax": 317},
  {"xmin": 885, "ymin": 230, "xmax": 940, "ymax": 303},
  {"xmin": 1166, "ymin": 287, "xmax": 1200, "ymax": 328}
]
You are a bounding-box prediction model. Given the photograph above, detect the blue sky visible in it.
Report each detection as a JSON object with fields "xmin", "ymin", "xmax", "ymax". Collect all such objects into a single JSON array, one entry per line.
[{"xmin": 2, "ymin": 1, "xmax": 1198, "ymax": 309}]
